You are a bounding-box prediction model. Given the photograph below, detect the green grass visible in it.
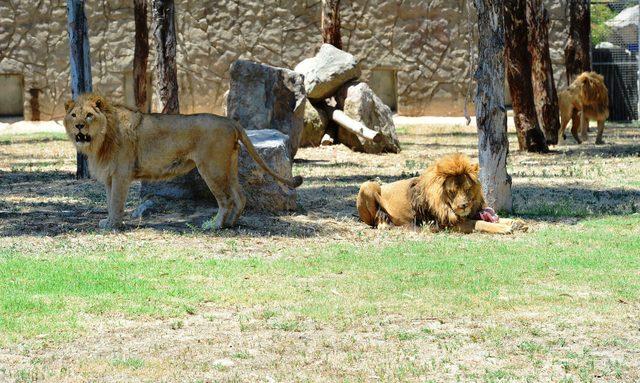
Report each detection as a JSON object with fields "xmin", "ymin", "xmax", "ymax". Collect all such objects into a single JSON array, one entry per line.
[
  {"xmin": 0, "ymin": 132, "xmax": 68, "ymax": 145},
  {"xmin": 1, "ymin": 215, "xmax": 639, "ymax": 346}
]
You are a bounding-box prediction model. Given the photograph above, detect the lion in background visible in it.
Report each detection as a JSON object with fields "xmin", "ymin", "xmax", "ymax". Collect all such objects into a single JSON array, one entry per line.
[
  {"xmin": 356, "ymin": 154, "xmax": 517, "ymax": 234},
  {"xmin": 558, "ymin": 71, "xmax": 609, "ymax": 145},
  {"xmin": 63, "ymin": 93, "xmax": 302, "ymax": 230}
]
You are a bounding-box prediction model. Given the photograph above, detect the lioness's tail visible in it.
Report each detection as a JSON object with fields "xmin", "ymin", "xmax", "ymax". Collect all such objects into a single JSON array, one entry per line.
[{"xmin": 234, "ymin": 122, "xmax": 303, "ymax": 188}]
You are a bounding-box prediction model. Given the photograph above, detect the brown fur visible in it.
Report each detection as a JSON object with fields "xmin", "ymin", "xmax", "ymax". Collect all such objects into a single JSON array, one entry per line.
[
  {"xmin": 63, "ymin": 93, "xmax": 302, "ymax": 230},
  {"xmin": 558, "ymin": 71, "xmax": 609, "ymax": 145},
  {"xmin": 356, "ymin": 154, "xmax": 515, "ymax": 234}
]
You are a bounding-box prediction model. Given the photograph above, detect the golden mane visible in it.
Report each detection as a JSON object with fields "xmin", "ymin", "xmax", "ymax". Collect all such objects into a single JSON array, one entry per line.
[
  {"xmin": 412, "ymin": 153, "xmax": 486, "ymax": 227},
  {"xmin": 574, "ymin": 72, "xmax": 609, "ymax": 118},
  {"xmin": 76, "ymin": 93, "xmax": 121, "ymax": 164}
]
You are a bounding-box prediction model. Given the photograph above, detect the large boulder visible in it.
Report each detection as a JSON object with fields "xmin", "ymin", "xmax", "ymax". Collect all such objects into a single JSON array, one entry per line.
[
  {"xmin": 227, "ymin": 60, "xmax": 306, "ymax": 157},
  {"xmin": 237, "ymin": 129, "xmax": 297, "ymax": 212},
  {"xmin": 294, "ymin": 44, "xmax": 361, "ymax": 101},
  {"xmin": 336, "ymin": 82, "xmax": 401, "ymax": 154},
  {"xmin": 300, "ymin": 100, "xmax": 329, "ymax": 147}
]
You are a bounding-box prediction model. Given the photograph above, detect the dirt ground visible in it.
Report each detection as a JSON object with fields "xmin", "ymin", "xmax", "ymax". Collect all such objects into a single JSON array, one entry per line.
[{"xmin": 1, "ymin": 121, "xmax": 640, "ymax": 382}]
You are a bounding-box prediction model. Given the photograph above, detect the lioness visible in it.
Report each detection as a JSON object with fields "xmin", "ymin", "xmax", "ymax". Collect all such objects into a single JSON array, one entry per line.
[
  {"xmin": 64, "ymin": 93, "xmax": 302, "ymax": 230},
  {"xmin": 357, "ymin": 153, "xmax": 518, "ymax": 234}
]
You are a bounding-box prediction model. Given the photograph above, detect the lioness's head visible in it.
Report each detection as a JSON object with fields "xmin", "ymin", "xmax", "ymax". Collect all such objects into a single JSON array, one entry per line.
[
  {"xmin": 63, "ymin": 94, "xmax": 113, "ymax": 153},
  {"xmin": 416, "ymin": 153, "xmax": 485, "ymax": 226}
]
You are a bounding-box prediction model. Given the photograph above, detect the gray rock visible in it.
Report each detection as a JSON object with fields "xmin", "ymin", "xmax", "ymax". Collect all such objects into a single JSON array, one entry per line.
[
  {"xmin": 300, "ymin": 100, "xmax": 329, "ymax": 147},
  {"xmin": 294, "ymin": 44, "xmax": 361, "ymax": 101},
  {"xmin": 227, "ymin": 60, "xmax": 306, "ymax": 157},
  {"xmin": 336, "ymin": 82, "xmax": 401, "ymax": 154},
  {"xmin": 237, "ymin": 129, "xmax": 297, "ymax": 212}
]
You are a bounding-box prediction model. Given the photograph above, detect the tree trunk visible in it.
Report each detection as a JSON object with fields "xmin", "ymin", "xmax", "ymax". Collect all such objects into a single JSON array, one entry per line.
[
  {"xmin": 474, "ymin": 0, "xmax": 513, "ymax": 212},
  {"xmin": 504, "ymin": 0, "xmax": 549, "ymax": 152},
  {"xmin": 152, "ymin": 0, "xmax": 179, "ymax": 114},
  {"xmin": 321, "ymin": 0, "xmax": 342, "ymax": 49},
  {"xmin": 66, "ymin": 0, "xmax": 92, "ymax": 179},
  {"xmin": 133, "ymin": 0, "xmax": 149, "ymax": 111},
  {"xmin": 526, "ymin": 0, "xmax": 560, "ymax": 145},
  {"xmin": 565, "ymin": 0, "xmax": 590, "ymax": 83}
]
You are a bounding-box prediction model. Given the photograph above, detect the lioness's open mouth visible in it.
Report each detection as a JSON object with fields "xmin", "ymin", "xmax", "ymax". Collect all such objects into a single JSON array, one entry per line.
[{"xmin": 75, "ymin": 133, "xmax": 92, "ymax": 143}]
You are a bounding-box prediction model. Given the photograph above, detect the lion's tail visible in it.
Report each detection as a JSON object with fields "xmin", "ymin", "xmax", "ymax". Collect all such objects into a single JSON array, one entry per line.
[{"xmin": 233, "ymin": 121, "xmax": 303, "ymax": 189}]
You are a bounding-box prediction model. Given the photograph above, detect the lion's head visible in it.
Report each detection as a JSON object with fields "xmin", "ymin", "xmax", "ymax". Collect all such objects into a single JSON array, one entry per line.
[
  {"xmin": 413, "ymin": 153, "xmax": 486, "ymax": 227},
  {"xmin": 64, "ymin": 93, "xmax": 119, "ymax": 161},
  {"xmin": 574, "ymin": 71, "xmax": 609, "ymax": 117}
]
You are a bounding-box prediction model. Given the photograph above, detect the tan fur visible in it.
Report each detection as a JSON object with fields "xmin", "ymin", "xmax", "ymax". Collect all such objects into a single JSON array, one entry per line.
[
  {"xmin": 63, "ymin": 93, "xmax": 302, "ymax": 230},
  {"xmin": 356, "ymin": 154, "xmax": 515, "ymax": 234},
  {"xmin": 558, "ymin": 71, "xmax": 609, "ymax": 145}
]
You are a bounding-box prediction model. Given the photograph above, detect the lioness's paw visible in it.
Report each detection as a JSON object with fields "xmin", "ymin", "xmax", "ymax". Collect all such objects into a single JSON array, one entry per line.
[
  {"xmin": 99, "ymin": 218, "xmax": 124, "ymax": 231},
  {"xmin": 202, "ymin": 219, "xmax": 222, "ymax": 231}
]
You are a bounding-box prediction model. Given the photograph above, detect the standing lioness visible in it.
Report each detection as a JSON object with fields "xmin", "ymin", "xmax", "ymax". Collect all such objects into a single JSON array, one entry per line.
[{"xmin": 64, "ymin": 93, "xmax": 302, "ymax": 230}]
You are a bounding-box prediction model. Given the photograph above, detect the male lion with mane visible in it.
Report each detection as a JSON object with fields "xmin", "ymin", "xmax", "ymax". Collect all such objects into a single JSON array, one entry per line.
[
  {"xmin": 558, "ymin": 71, "xmax": 609, "ymax": 145},
  {"xmin": 357, "ymin": 154, "xmax": 517, "ymax": 234},
  {"xmin": 64, "ymin": 93, "xmax": 302, "ymax": 230}
]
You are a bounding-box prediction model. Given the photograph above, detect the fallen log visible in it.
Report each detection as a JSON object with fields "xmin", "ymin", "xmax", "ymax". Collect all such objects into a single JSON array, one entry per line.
[{"xmin": 327, "ymin": 106, "xmax": 383, "ymax": 143}]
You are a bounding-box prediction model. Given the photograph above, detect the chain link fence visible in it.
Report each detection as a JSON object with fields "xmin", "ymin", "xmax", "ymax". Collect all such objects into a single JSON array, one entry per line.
[{"xmin": 591, "ymin": 0, "xmax": 640, "ymax": 121}]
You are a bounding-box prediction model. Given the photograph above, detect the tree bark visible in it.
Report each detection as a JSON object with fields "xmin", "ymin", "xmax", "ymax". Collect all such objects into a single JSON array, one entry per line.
[
  {"xmin": 565, "ymin": 0, "xmax": 591, "ymax": 83},
  {"xmin": 152, "ymin": 0, "xmax": 179, "ymax": 114},
  {"xmin": 321, "ymin": 0, "xmax": 342, "ymax": 49},
  {"xmin": 66, "ymin": 0, "xmax": 92, "ymax": 179},
  {"xmin": 504, "ymin": 0, "xmax": 549, "ymax": 152},
  {"xmin": 474, "ymin": 0, "xmax": 513, "ymax": 212},
  {"xmin": 526, "ymin": 0, "xmax": 560, "ymax": 144},
  {"xmin": 133, "ymin": 0, "xmax": 149, "ymax": 111}
]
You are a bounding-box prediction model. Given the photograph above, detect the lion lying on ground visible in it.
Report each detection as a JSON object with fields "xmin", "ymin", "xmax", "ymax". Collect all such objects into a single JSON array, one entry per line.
[
  {"xmin": 356, "ymin": 154, "xmax": 517, "ymax": 234},
  {"xmin": 558, "ymin": 71, "xmax": 609, "ymax": 145},
  {"xmin": 63, "ymin": 93, "xmax": 302, "ymax": 230}
]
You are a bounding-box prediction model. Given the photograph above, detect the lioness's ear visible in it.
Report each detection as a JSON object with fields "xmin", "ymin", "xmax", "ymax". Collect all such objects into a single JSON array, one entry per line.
[{"xmin": 64, "ymin": 99, "xmax": 75, "ymax": 113}]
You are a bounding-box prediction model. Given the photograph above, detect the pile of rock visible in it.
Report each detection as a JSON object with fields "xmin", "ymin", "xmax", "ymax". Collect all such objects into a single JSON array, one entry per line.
[{"xmin": 295, "ymin": 44, "xmax": 401, "ymax": 154}]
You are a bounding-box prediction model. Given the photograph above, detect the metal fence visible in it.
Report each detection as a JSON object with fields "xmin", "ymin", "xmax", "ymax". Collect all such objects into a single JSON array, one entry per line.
[{"xmin": 591, "ymin": 0, "xmax": 640, "ymax": 121}]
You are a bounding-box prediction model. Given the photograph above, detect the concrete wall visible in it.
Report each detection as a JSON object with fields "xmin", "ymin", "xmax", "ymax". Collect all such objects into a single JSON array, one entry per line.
[{"xmin": 0, "ymin": 1, "xmax": 569, "ymax": 120}]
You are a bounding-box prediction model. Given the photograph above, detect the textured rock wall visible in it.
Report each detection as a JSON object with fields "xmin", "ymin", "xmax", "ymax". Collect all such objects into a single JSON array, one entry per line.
[{"xmin": 0, "ymin": 0, "xmax": 570, "ymax": 119}]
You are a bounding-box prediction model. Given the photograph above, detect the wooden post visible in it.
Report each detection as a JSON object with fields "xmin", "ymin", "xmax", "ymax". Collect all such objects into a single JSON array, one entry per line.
[
  {"xmin": 565, "ymin": 0, "xmax": 591, "ymax": 83},
  {"xmin": 504, "ymin": 0, "xmax": 549, "ymax": 153},
  {"xmin": 66, "ymin": 0, "xmax": 92, "ymax": 179},
  {"xmin": 327, "ymin": 107, "xmax": 383, "ymax": 143},
  {"xmin": 133, "ymin": 0, "xmax": 149, "ymax": 111},
  {"xmin": 152, "ymin": 0, "xmax": 179, "ymax": 114},
  {"xmin": 474, "ymin": 0, "xmax": 513, "ymax": 212},
  {"xmin": 526, "ymin": 0, "xmax": 560, "ymax": 144},
  {"xmin": 321, "ymin": 0, "xmax": 342, "ymax": 49}
]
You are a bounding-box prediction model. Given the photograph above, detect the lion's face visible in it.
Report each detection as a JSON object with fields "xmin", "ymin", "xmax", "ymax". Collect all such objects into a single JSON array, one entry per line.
[
  {"xmin": 442, "ymin": 173, "xmax": 483, "ymax": 218},
  {"xmin": 415, "ymin": 153, "xmax": 486, "ymax": 227},
  {"xmin": 63, "ymin": 96, "xmax": 109, "ymax": 152}
]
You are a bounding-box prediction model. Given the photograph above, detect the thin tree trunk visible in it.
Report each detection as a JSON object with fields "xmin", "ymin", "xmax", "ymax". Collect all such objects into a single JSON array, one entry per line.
[
  {"xmin": 526, "ymin": 0, "xmax": 560, "ymax": 144},
  {"xmin": 66, "ymin": 0, "xmax": 92, "ymax": 179},
  {"xmin": 565, "ymin": 0, "xmax": 591, "ymax": 83},
  {"xmin": 474, "ymin": 0, "xmax": 513, "ymax": 212},
  {"xmin": 504, "ymin": 0, "xmax": 548, "ymax": 152},
  {"xmin": 133, "ymin": 0, "xmax": 149, "ymax": 111},
  {"xmin": 321, "ymin": 0, "xmax": 342, "ymax": 49},
  {"xmin": 152, "ymin": 0, "xmax": 179, "ymax": 114}
]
